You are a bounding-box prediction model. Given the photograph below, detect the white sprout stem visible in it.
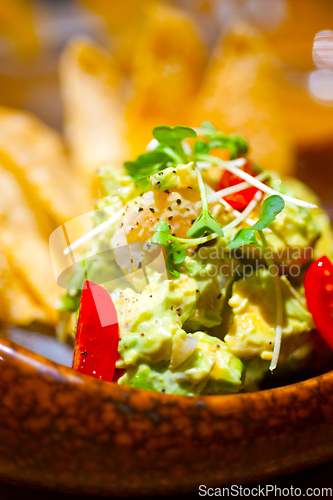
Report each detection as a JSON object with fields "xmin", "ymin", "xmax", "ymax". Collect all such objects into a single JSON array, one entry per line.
[
  {"xmin": 207, "ymin": 173, "xmax": 268, "ymax": 205},
  {"xmin": 258, "ymin": 230, "xmax": 283, "ymax": 372},
  {"xmin": 195, "ymin": 167, "xmax": 209, "ymax": 214},
  {"xmin": 198, "ymin": 155, "xmax": 318, "ymax": 210},
  {"xmin": 64, "ymin": 210, "xmax": 123, "ymax": 255},
  {"xmin": 223, "ymin": 191, "xmax": 262, "ymax": 233},
  {"xmin": 216, "ymin": 197, "xmax": 256, "ymax": 225}
]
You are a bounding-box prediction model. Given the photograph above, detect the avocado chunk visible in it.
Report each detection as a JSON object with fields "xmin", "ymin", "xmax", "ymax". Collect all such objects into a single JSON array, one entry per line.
[
  {"xmin": 149, "ymin": 163, "xmax": 198, "ymax": 192},
  {"xmin": 114, "ymin": 276, "xmax": 244, "ymax": 395},
  {"xmin": 225, "ymin": 269, "xmax": 314, "ymax": 362}
]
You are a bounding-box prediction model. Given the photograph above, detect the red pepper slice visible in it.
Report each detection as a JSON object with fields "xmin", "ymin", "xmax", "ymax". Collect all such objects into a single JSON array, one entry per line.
[
  {"xmin": 219, "ymin": 160, "xmax": 260, "ymax": 211},
  {"xmin": 72, "ymin": 280, "xmax": 120, "ymax": 382},
  {"xmin": 304, "ymin": 256, "xmax": 333, "ymax": 351}
]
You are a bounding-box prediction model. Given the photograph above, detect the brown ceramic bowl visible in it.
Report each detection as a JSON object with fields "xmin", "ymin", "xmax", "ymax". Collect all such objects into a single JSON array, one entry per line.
[
  {"xmin": 1, "ymin": 334, "xmax": 333, "ymax": 497},
  {"xmin": 1, "ymin": 144, "xmax": 332, "ymax": 497}
]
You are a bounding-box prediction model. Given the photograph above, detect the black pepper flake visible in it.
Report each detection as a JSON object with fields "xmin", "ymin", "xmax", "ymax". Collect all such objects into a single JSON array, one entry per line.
[
  {"xmin": 149, "ymin": 207, "xmax": 155, "ymax": 213},
  {"xmin": 167, "ymin": 206, "xmax": 172, "ymax": 211},
  {"xmin": 156, "ymin": 217, "xmax": 160, "ymax": 221},
  {"xmin": 177, "ymin": 313, "xmax": 181, "ymax": 317},
  {"xmin": 172, "ymin": 170, "xmax": 176, "ymax": 174},
  {"xmin": 172, "ymin": 233, "xmax": 176, "ymax": 237},
  {"xmin": 187, "ymin": 186, "xmax": 193, "ymax": 189},
  {"xmin": 138, "ymin": 262, "xmax": 142, "ymax": 269},
  {"xmin": 191, "ymin": 219, "xmax": 196, "ymax": 225},
  {"xmin": 165, "ymin": 190, "xmax": 170, "ymax": 194},
  {"xmin": 81, "ymin": 350, "xmax": 87, "ymax": 356},
  {"xmin": 120, "ymin": 223, "xmax": 124, "ymax": 228},
  {"xmin": 161, "ymin": 389, "xmax": 166, "ymax": 393},
  {"xmin": 136, "ymin": 222, "xmax": 139, "ymax": 225},
  {"xmin": 150, "ymin": 295, "xmax": 153, "ymax": 298},
  {"xmin": 217, "ymin": 293, "xmax": 222, "ymax": 299},
  {"xmin": 216, "ymin": 344, "xmax": 220, "ymax": 348},
  {"xmin": 156, "ymin": 181, "xmax": 161, "ymax": 186},
  {"xmin": 176, "ymin": 199, "xmax": 181, "ymax": 205},
  {"xmin": 170, "ymin": 306, "xmax": 174, "ymax": 310},
  {"xmin": 196, "ymin": 289, "xmax": 199, "ymax": 293},
  {"xmin": 138, "ymin": 207, "xmax": 144, "ymax": 212},
  {"xmin": 168, "ymin": 216, "xmax": 173, "ymax": 221}
]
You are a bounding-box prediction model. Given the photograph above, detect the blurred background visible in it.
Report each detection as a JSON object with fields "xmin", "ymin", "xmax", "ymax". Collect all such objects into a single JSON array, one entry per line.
[{"xmin": 0, "ymin": 0, "xmax": 333, "ymax": 334}]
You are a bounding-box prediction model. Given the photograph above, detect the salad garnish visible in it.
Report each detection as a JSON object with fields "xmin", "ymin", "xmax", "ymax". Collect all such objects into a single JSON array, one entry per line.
[
  {"xmin": 64, "ymin": 123, "xmax": 317, "ymax": 255},
  {"xmin": 187, "ymin": 168, "xmax": 224, "ymax": 238}
]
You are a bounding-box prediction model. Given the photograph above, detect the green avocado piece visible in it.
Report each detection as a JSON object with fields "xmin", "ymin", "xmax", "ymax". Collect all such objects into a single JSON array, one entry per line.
[
  {"xmin": 115, "ymin": 273, "xmax": 244, "ymax": 395},
  {"xmin": 264, "ymin": 178, "xmax": 320, "ymax": 269},
  {"xmin": 182, "ymin": 239, "xmax": 242, "ymax": 331},
  {"xmin": 119, "ymin": 332, "xmax": 243, "ymax": 395},
  {"xmin": 283, "ymin": 177, "xmax": 333, "ymax": 261},
  {"xmin": 116, "ymin": 276, "xmax": 199, "ymax": 367},
  {"xmin": 225, "ymin": 268, "xmax": 314, "ymax": 362},
  {"xmin": 148, "ymin": 163, "xmax": 198, "ymax": 192}
]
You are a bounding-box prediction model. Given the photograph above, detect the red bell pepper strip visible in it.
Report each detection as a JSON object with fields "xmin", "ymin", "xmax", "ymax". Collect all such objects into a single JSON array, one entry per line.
[
  {"xmin": 72, "ymin": 280, "xmax": 120, "ymax": 382},
  {"xmin": 304, "ymin": 256, "xmax": 333, "ymax": 351},
  {"xmin": 219, "ymin": 160, "xmax": 261, "ymax": 211}
]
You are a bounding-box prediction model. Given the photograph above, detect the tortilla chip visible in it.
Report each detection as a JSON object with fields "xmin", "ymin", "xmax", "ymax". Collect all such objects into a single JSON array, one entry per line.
[
  {"xmin": 0, "ymin": 107, "xmax": 92, "ymax": 229},
  {"xmin": 60, "ymin": 38, "xmax": 129, "ymax": 177},
  {"xmin": 126, "ymin": 2, "xmax": 206, "ymax": 156},
  {"xmin": 0, "ymin": 166, "xmax": 60, "ymax": 322},
  {"xmin": 192, "ymin": 21, "xmax": 295, "ymax": 175},
  {"xmin": 78, "ymin": 0, "xmax": 157, "ymax": 74},
  {"xmin": 0, "ymin": 242, "xmax": 50, "ymax": 325}
]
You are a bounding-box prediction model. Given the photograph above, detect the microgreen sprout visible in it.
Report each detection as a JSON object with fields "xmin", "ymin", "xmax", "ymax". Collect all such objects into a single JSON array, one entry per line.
[
  {"xmin": 125, "ymin": 125, "xmax": 197, "ymax": 188},
  {"xmin": 193, "ymin": 121, "xmax": 248, "ymax": 159},
  {"xmin": 228, "ymin": 195, "xmax": 285, "ymax": 249},
  {"xmin": 187, "ymin": 169, "xmax": 224, "ymax": 238},
  {"xmin": 152, "ymin": 220, "xmax": 219, "ymax": 277}
]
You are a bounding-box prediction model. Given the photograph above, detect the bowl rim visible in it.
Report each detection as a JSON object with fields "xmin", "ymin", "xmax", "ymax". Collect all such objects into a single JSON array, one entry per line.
[{"xmin": 1, "ymin": 332, "xmax": 332, "ymax": 405}]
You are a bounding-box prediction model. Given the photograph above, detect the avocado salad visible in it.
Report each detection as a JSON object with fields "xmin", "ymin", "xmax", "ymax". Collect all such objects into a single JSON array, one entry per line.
[{"xmin": 58, "ymin": 123, "xmax": 333, "ymax": 396}]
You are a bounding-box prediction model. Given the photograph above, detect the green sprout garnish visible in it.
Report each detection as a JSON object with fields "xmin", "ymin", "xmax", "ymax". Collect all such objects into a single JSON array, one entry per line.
[
  {"xmin": 228, "ymin": 195, "xmax": 285, "ymax": 249},
  {"xmin": 194, "ymin": 121, "xmax": 248, "ymax": 159},
  {"xmin": 124, "ymin": 125, "xmax": 197, "ymax": 188},
  {"xmin": 124, "ymin": 151, "xmax": 170, "ymax": 190},
  {"xmin": 187, "ymin": 169, "xmax": 224, "ymax": 238},
  {"xmin": 152, "ymin": 220, "xmax": 219, "ymax": 278}
]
